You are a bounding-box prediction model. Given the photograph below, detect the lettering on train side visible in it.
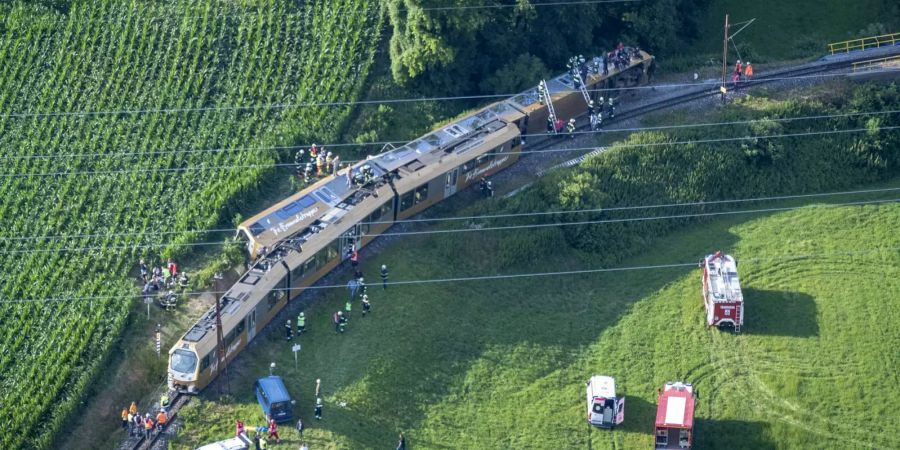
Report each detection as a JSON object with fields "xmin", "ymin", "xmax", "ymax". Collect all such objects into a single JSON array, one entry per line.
[{"xmin": 464, "ymin": 156, "xmax": 510, "ymax": 183}]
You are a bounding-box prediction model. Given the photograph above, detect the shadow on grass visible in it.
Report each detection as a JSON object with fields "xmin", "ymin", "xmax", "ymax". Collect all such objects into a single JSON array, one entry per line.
[
  {"xmin": 695, "ymin": 419, "xmax": 775, "ymax": 450},
  {"xmin": 200, "ymin": 214, "xmax": 745, "ymax": 447},
  {"xmin": 743, "ymin": 288, "xmax": 818, "ymax": 337}
]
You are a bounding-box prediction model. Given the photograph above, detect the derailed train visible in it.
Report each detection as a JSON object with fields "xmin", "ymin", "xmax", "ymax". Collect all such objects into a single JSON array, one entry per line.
[{"xmin": 168, "ymin": 50, "xmax": 654, "ymax": 392}]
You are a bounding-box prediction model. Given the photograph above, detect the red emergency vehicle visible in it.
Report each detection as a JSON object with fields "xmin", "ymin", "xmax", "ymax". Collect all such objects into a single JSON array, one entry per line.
[
  {"xmin": 654, "ymin": 381, "xmax": 695, "ymax": 449},
  {"xmin": 699, "ymin": 251, "xmax": 743, "ymax": 332}
]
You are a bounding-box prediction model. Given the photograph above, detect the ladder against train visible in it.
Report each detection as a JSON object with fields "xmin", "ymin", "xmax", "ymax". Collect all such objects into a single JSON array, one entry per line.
[
  {"xmin": 572, "ymin": 71, "xmax": 591, "ymax": 106},
  {"xmin": 539, "ymin": 80, "xmax": 559, "ymax": 134}
]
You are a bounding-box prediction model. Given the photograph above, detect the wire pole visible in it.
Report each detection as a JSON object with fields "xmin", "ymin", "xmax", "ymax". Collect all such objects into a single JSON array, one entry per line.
[
  {"xmin": 721, "ymin": 13, "xmax": 730, "ymax": 103},
  {"xmin": 214, "ymin": 272, "xmax": 227, "ymax": 396}
]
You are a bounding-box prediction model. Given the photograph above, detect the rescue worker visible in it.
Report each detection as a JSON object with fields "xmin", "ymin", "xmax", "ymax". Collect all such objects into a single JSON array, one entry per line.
[
  {"xmin": 268, "ymin": 417, "xmax": 280, "ymax": 443},
  {"xmin": 127, "ymin": 410, "xmax": 135, "ymax": 434},
  {"xmin": 129, "ymin": 401, "xmax": 138, "ymax": 416},
  {"xmin": 132, "ymin": 412, "xmax": 142, "ymax": 437},
  {"xmin": 479, "ymin": 177, "xmax": 489, "ymax": 197},
  {"xmin": 485, "ymin": 181, "xmax": 494, "ymax": 197},
  {"xmin": 285, "ymin": 319, "xmax": 293, "ymax": 341},
  {"xmin": 347, "ymin": 277, "xmax": 359, "ymax": 300},
  {"xmin": 121, "ymin": 408, "xmax": 129, "ymax": 430},
  {"xmin": 590, "ymin": 113, "xmax": 599, "ymax": 131},
  {"xmin": 160, "ymin": 392, "xmax": 169, "ymax": 410},
  {"xmin": 314, "ymin": 397, "xmax": 323, "ymax": 420},
  {"xmin": 236, "ymin": 419, "xmax": 246, "ymax": 437},
  {"xmin": 344, "ymin": 300, "xmax": 352, "ymax": 319},
  {"xmin": 734, "ymin": 60, "xmax": 743, "ymax": 79},
  {"xmin": 332, "ymin": 155, "xmax": 340, "ymax": 176},
  {"xmin": 309, "ymin": 143, "xmax": 318, "ymax": 161},
  {"xmin": 362, "ymin": 294, "xmax": 371, "ymax": 316},
  {"xmin": 296, "ymin": 417, "xmax": 305, "ymax": 438},
  {"xmin": 156, "ymin": 409, "xmax": 167, "ymax": 431},
  {"xmin": 325, "ymin": 152, "xmax": 333, "ymax": 174},
  {"xmin": 608, "ymin": 97, "xmax": 615, "ymax": 118},
  {"xmin": 380, "ymin": 264, "xmax": 389, "ymax": 290},
  {"xmin": 744, "ymin": 62, "xmax": 753, "ymax": 78},
  {"xmin": 339, "ymin": 311, "xmax": 347, "ymax": 332},
  {"xmin": 303, "ymin": 162, "xmax": 313, "ymax": 184},
  {"xmin": 547, "ymin": 116, "xmax": 554, "ymax": 134},
  {"xmin": 297, "ymin": 312, "xmax": 306, "ymax": 335},
  {"xmin": 350, "ymin": 249, "xmax": 359, "ymax": 268},
  {"xmin": 555, "ymin": 118, "xmax": 564, "ymax": 133},
  {"xmin": 397, "ymin": 432, "xmax": 407, "ymax": 450},
  {"xmin": 316, "ymin": 153, "xmax": 325, "ymax": 176},
  {"xmin": 144, "ymin": 414, "xmax": 154, "ymax": 439},
  {"xmin": 587, "ymin": 100, "xmax": 594, "ymax": 117},
  {"xmin": 566, "ymin": 118, "xmax": 576, "ymax": 137},
  {"xmin": 538, "ymin": 89, "xmax": 545, "ymax": 105}
]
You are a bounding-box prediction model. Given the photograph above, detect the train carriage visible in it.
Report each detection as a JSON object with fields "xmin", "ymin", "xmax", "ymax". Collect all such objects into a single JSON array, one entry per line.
[{"xmin": 170, "ymin": 48, "xmax": 653, "ymax": 393}]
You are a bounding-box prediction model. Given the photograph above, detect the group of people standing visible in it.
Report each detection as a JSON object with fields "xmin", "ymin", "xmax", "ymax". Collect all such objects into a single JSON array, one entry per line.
[
  {"xmin": 139, "ymin": 257, "xmax": 188, "ymax": 310},
  {"xmin": 120, "ymin": 399, "xmax": 168, "ymax": 441},
  {"xmin": 295, "ymin": 143, "xmax": 342, "ymax": 185},
  {"xmin": 731, "ymin": 59, "xmax": 754, "ymax": 85}
]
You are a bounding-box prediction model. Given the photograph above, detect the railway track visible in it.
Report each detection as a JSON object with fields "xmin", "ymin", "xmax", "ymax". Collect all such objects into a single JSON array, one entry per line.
[
  {"xmin": 118, "ymin": 392, "xmax": 189, "ymax": 450},
  {"xmin": 113, "ymin": 45, "xmax": 899, "ymax": 450}
]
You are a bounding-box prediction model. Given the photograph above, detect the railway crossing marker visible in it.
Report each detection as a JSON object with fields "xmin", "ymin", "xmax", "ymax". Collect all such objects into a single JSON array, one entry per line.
[
  {"xmin": 156, "ymin": 324, "xmax": 162, "ymax": 359},
  {"xmin": 292, "ymin": 344, "xmax": 302, "ymax": 369}
]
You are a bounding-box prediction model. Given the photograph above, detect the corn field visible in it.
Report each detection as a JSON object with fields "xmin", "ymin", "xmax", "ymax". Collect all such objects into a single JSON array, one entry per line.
[{"xmin": 0, "ymin": 0, "xmax": 382, "ymax": 447}]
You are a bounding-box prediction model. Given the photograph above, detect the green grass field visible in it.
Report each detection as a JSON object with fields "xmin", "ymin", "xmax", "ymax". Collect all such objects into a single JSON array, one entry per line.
[
  {"xmin": 171, "ymin": 191, "xmax": 900, "ymax": 449},
  {"xmin": 0, "ymin": 1, "xmax": 381, "ymax": 447},
  {"xmin": 697, "ymin": 0, "xmax": 898, "ymax": 61}
]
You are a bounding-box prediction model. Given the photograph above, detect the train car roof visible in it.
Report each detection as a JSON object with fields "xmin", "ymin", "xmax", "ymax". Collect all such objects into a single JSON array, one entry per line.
[{"xmin": 240, "ymin": 162, "xmax": 387, "ymax": 250}]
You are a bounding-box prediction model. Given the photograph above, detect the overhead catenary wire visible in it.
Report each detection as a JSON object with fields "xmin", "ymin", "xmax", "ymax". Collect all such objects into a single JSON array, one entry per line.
[
  {"xmin": 4, "ymin": 124, "xmax": 898, "ymax": 178},
  {"xmin": 1, "ymin": 198, "xmax": 897, "ymax": 254},
  {"xmin": 1, "ymin": 246, "xmax": 896, "ymax": 305},
  {"xmin": 0, "ymin": 0, "xmax": 641, "ymax": 26},
  {"xmin": 3, "ymin": 108, "xmax": 897, "ymax": 162},
  {"xmin": 2, "ymin": 66, "xmax": 897, "ymax": 119},
  {"xmin": 2, "ymin": 186, "xmax": 899, "ymax": 242}
]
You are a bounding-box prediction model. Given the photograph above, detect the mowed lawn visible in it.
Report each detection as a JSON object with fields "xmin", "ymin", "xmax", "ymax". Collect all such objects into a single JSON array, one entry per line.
[{"xmin": 173, "ymin": 200, "xmax": 900, "ymax": 449}]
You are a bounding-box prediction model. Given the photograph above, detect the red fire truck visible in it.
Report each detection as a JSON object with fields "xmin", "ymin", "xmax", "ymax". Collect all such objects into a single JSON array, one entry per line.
[
  {"xmin": 654, "ymin": 381, "xmax": 695, "ymax": 449},
  {"xmin": 699, "ymin": 251, "xmax": 743, "ymax": 332}
]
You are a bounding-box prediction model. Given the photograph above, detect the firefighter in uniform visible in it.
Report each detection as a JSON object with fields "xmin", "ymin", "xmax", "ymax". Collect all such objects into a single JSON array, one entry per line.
[
  {"xmin": 362, "ymin": 294, "xmax": 371, "ymax": 316},
  {"xmin": 285, "ymin": 319, "xmax": 293, "ymax": 341},
  {"xmin": 297, "ymin": 312, "xmax": 306, "ymax": 335},
  {"xmin": 325, "ymin": 152, "xmax": 333, "ymax": 174},
  {"xmin": 315, "ymin": 397, "xmax": 323, "ymax": 420},
  {"xmin": 344, "ymin": 300, "xmax": 352, "ymax": 319},
  {"xmin": 608, "ymin": 97, "xmax": 615, "ymax": 118},
  {"xmin": 380, "ymin": 264, "xmax": 389, "ymax": 290},
  {"xmin": 566, "ymin": 118, "xmax": 576, "ymax": 138}
]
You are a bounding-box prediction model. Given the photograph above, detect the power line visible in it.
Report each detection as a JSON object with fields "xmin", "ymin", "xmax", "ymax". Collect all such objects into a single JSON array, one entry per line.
[
  {"xmin": 2, "ymin": 246, "xmax": 896, "ymax": 305},
  {"xmin": 0, "ymin": 0, "xmax": 639, "ymax": 26},
  {"xmin": 3, "ymin": 185, "xmax": 898, "ymax": 242},
  {"xmin": 4, "ymin": 124, "xmax": 897, "ymax": 178},
  {"xmin": 1, "ymin": 198, "xmax": 896, "ymax": 254},
  {"xmin": 1, "ymin": 66, "xmax": 895, "ymax": 119},
  {"xmin": 4, "ymin": 108, "xmax": 896, "ymax": 162}
]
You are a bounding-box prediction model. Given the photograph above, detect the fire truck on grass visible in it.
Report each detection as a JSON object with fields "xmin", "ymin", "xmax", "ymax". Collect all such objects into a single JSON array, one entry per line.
[
  {"xmin": 654, "ymin": 381, "xmax": 696, "ymax": 449},
  {"xmin": 699, "ymin": 251, "xmax": 744, "ymax": 332},
  {"xmin": 585, "ymin": 375, "xmax": 624, "ymax": 428}
]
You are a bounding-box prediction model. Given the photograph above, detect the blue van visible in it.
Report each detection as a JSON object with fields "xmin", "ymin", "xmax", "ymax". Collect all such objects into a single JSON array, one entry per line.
[{"xmin": 255, "ymin": 376, "xmax": 294, "ymax": 423}]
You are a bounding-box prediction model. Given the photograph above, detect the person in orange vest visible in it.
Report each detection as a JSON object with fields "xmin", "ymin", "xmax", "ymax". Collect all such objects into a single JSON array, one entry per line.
[
  {"xmin": 129, "ymin": 401, "xmax": 138, "ymax": 416},
  {"xmin": 350, "ymin": 250, "xmax": 359, "ymax": 268},
  {"xmin": 734, "ymin": 60, "xmax": 743, "ymax": 79},
  {"xmin": 267, "ymin": 416, "xmax": 280, "ymax": 443},
  {"xmin": 121, "ymin": 408, "xmax": 129, "ymax": 430},
  {"xmin": 156, "ymin": 409, "xmax": 168, "ymax": 431},
  {"xmin": 144, "ymin": 414, "xmax": 154, "ymax": 439},
  {"xmin": 744, "ymin": 62, "xmax": 753, "ymax": 78}
]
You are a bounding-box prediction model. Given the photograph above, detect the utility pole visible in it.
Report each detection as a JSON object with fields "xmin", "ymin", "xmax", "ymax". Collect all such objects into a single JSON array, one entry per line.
[
  {"xmin": 721, "ymin": 13, "xmax": 729, "ymax": 103},
  {"xmin": 214, "ymin": 272, "xmax": 229, "ymax": 395}
]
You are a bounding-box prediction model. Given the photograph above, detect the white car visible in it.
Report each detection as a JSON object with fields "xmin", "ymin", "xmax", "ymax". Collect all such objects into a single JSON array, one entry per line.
[{"xmin": 586, "ymin": 375, "xmax": 625, "ymax": 428}]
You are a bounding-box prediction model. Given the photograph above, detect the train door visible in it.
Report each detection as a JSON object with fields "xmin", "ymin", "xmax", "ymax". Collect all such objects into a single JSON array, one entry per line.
[
  {"xmin": 444, "ymin": 167, "xmax": 460, "ymax": 197},
  {"xmin": 247, "ymin": 309, "xmax": 257, "ymax": 342},
  {"xmin": 340, "ymin": 224, "xmax": 361, "ymax": 260}
]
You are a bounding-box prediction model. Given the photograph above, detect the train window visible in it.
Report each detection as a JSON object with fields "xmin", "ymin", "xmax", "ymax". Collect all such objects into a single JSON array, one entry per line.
[
  {"xmin": 326, "ymin": 239, "xmax": 340, "ymax": 261},
  {"xmin": 369, "ymin": 206, "xmax": 382, "ymax": 223},
  {"xmin": 512, "ymin": 136, "xmax": 521, "ymax": 147},
  {"xmin": 314, "ymin": 248, "xmax": 329, "ymax": 271},
  {"xmin": 380, "ymin": 200, "xmax": 393, "ymax": 217},
  {"xmin": 400, "ymin": 191, "xmax": 414, "ymax": 211},
  {"xmin": 199, "ymin": 353, "xmax": 211, "ymax": 371},
  {"xmin": 414, "ymin": 184, "xmax": 429, "ymax": 205},
  {"xmin": 302, "ymin": 257, "xmax": 316, "ymax": 275},
  {"xmin": 291, "ymin": 264, "xmax": 304, "ymax": 282},
  {"xmin": 495, "ymin": 144, "xmax": 506, "ymax": 154},
  {"xmin": 359, "ymin": 220, "xmax": 370, "ymax": 235}
]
